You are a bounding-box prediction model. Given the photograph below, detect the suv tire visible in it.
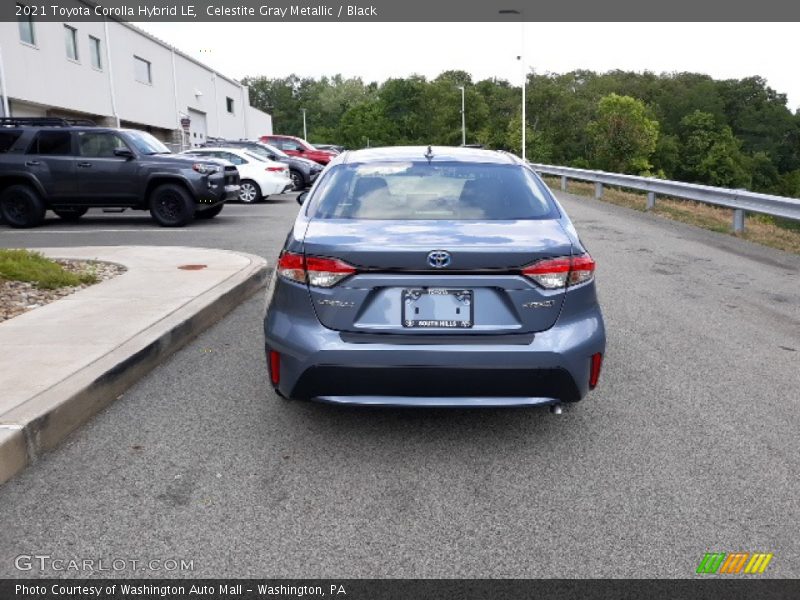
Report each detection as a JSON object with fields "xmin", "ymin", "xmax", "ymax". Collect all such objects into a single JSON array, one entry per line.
[
  {"xmin": 0, "ymin": 184, "xmax": 46, "ymax": 228},
  {"xmin": 53, "ymin": 207, "xmax": 89, "ymax": 221},
  {"xmin": 149, "ymin": 184, "xmax": 195, "ymax": 227},
  {"xmin": 289, "ymin": 169, "xmax": 304, "ymax": 191}
]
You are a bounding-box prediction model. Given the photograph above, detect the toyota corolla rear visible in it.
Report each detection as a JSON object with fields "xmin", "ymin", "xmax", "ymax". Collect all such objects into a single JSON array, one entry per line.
[{"xmin": 263, "ymin": 147, "xmax": 605, "ymax": 407}]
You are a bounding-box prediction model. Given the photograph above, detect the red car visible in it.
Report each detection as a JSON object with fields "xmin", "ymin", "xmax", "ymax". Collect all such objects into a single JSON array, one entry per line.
[{"xmin": 260, "ymin": 135, "xmax": 337, "ymax": 166}]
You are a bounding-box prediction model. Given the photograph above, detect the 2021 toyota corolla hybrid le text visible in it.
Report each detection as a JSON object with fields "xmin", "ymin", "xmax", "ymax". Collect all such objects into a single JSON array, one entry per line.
[{"xmin": 263, "ymin": 146, "xmax": 605, "ymax": 407}]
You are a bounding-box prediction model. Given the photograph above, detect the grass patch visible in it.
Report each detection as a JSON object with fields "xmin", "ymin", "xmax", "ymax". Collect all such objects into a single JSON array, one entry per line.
[
  {"xmin": 542, "ymin": 176, "xmax": 800, "ymax": 254},
  {"xmin": 0, "ymin": 249, "xmax": 98, "ymax": 289}
]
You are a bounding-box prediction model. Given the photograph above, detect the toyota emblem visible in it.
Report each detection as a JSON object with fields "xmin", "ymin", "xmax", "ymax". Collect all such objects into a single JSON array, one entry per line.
[{"xmin": 427, "ymin": 250, "xmax": 451, "ymax": 268}]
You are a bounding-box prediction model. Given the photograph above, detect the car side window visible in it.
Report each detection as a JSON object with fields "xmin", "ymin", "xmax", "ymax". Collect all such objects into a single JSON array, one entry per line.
[
  {"xmin": 282, "ymin": 140, "xmax": 301, "ymax": 151},
  {"xmin": 26, "ymin": 131, "xmax": 72, "ymax": 156},
  {"xmin": 222, "ymin": 152, "xmax": 246, "ymax": 165},
  {"xmin": 78, "ymin": 132, "xmax": 129, "ymax": 158},
  {"xmin": 0, "ymin": 130, "xmax": 24, "ymax": 153}
]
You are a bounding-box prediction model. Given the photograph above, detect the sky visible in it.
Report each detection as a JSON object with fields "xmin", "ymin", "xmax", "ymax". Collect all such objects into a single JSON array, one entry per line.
[{"xmin": 135, "ymin": 22, "xmax": 800, "ymax": 111}]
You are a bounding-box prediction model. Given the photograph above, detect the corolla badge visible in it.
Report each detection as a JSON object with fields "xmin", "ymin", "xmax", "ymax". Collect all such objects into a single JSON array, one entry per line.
[
  {"xmin": 522, "ymin": 300, "xmax": 555, "ymax": 309},
  {"xmin": 427, "ymin": 250, "xmax": 451, "ymax": 268}
]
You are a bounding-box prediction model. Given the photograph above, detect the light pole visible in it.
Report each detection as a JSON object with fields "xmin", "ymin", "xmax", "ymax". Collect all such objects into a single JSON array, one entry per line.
[
  {"xmin": 499, "ymin": 9, "xmax": 526, "ymax": 161},
  {"xmin": 301, "ymin": 108, "xmax": 307, "ymax": 140},
  {"xmin": 458, "ymin": 85, "xmax": 466, "ymax": 146}
]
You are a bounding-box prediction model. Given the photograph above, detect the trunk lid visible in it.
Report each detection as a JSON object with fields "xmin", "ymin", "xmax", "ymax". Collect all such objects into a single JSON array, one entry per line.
[{"xmin": 302, "ymin": 219, "xmax": 573, "ymax": 335}]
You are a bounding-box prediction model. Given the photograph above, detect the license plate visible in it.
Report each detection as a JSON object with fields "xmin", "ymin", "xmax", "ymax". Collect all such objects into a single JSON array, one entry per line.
[{"xmin": 402, "ymin": 288, "xmax": 473, "ymax": 328}]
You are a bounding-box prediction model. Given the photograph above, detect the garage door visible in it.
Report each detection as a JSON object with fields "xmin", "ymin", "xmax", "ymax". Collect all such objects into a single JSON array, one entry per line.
[{"xmin": 188, "ymin": 109, "xmax": 207, "ymax": 148}]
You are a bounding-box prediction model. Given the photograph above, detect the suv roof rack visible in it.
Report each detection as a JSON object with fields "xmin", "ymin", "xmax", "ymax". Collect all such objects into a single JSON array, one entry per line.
[{"xmin": 0, "ymin": 117, "xmax": 97, "ymax": 128}]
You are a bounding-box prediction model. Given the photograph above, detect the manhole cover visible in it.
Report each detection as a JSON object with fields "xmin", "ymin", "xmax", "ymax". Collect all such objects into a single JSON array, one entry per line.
[{"xmin": 178, "ymin": 264, "xmax": 207, "ymax": 270}]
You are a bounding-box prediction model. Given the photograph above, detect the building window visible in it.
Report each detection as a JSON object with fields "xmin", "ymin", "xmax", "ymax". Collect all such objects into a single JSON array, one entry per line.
[
  {"xmin": 134, "ymin": 56, "xmax": 152, "ymax": 84},
  {"xmin": 89, "ymin": 36, "xmax": 102, "ymax": 70},
  {"xmin": 17, "ymin": 5, "xmax": 35, "ymax": 45},
  {"xmin": 226, "ymin": 97, "xmax": 234, "ymax": 114},
  {"xmin": 64, "ymin": 25, "xmax": 78, "ymax": 61}
]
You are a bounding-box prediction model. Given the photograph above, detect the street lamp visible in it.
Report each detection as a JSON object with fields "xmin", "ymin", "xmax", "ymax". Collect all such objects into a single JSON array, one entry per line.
[
  {"xmin": 301, "ymin": 108, "xmax": 307, "ymax": 140},
  {"xmin": 499, "ymin": 9, "xmax": 526, "ymax": 161},
  {"xmin": 457, "ymin": 85, "xmax": 466, "ymax": 146}
]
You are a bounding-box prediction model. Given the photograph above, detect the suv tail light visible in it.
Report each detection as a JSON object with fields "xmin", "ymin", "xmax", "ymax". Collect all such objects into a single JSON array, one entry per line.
[
  {"xmin": 277, "ymin": 252, "xmax": 356, "ymax": 288},
  {"xmin": 522, "ymin": 253, "xmax": 595, "ymax": 289}
]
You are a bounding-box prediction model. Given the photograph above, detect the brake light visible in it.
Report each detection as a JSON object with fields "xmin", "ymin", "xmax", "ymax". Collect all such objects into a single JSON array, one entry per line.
[
  {"xmin": 266, "ymin": 166, "xmax": 286, "ymax": 172},
  {"xmin": 277, "ymin": 251, "xmax": 305, "ymax": 283},
  {"xmin": 589, "ymin": 352, "xmax": 603, "ymax": 389},
  {"xmin": 276, "ymin": 252, "xmax": 356, "ymax": 287},
  {"xmin": 306, "ymin": 256, "xmax": 356, "ymax": 287},
  {"xmin": 269, "ymin": 350, "xmax": 280, "ymax": 385},
  {"xmin": 522, "ymin": 253, "xmax": 595, "ymax": 289}
]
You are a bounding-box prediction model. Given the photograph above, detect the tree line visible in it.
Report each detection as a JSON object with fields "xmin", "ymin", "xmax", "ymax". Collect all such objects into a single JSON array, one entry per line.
[{"xmin": 242, "ymin": 70, "xmax": 800, "ymax": 196}]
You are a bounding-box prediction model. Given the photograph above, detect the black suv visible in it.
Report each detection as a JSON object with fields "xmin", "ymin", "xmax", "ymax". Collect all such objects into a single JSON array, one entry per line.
[{"xmin": 0, "ymin": 118, "xmax": 240, "ymax": 228}]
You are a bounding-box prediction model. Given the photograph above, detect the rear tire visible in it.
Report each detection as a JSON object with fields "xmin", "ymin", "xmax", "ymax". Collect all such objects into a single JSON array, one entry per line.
[
  {"xmin": 195, "ymin": 203, "xmax": 224, "ymax": 220},
  {"xmin": 53, "ymin": 207, "xmax": 88, "ymax": 221},
  {"xmin": 289, "ymin": 169, "xmax": 304, "ymax": 191},
  {"xmin": 149, "ymin": 184, "xmax": 195, "ymax": 227},
  {"xmin": 238, "ymin": 180, "xmax": 262, "ymax": 204},
  {"xmin": 0, "ymin": 184, "xmax": 46, "ymax": 228}
]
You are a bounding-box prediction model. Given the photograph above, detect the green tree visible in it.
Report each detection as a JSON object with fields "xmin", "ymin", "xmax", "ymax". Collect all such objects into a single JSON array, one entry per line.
[
  {"xmin": 677, "ymin": 110, "xmax": 751, "ymax": 188},
  {"xmin": 586, "ymin": 93, "xmax": 659, "ymax": 173}
]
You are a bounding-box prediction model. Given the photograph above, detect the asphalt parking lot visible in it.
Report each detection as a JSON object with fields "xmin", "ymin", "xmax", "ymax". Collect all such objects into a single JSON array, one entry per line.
[{"xmin": 1, "ymin": 191, "xmax": 798, "ymax": 578}]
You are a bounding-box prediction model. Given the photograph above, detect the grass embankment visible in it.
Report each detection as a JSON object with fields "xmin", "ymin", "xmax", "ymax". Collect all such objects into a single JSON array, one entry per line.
[
  {"xmin": 542, "ymin": 176, "xmax": 800, "ymax": 254},
  {"xmin": 0, "ymin": 249, "xmax": 98, "ymax": 289}
]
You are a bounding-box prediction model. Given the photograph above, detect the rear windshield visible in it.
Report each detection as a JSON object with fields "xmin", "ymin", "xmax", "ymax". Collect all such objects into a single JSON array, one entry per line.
[{"xmin": 308, "ymin": 161, "xmax": 557, "ymax": 220}]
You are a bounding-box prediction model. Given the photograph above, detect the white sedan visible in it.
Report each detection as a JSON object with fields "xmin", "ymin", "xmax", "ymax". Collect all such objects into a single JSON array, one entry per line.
[{"xmin": 182, "ymin": 147, "xmax": 292, "ymax": 203}]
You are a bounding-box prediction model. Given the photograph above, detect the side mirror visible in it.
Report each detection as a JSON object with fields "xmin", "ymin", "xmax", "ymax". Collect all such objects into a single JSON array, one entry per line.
[
  {"xmin": 114, "ymin": 148, "xmax": 134, "ymax": 159},
  {"xmin": 297, "ymin": 192, "xmax": 308, "ymax": 205}
]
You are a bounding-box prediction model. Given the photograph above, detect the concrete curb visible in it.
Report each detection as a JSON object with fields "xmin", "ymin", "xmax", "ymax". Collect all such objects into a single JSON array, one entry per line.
[{"xmin": 0, "ymin": 249, "xmax": 268, "ymax": 485}]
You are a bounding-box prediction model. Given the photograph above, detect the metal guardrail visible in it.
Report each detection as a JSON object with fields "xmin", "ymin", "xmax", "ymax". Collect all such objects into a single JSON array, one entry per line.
[{"xmin": 531, "ymin": 163, "xmax": 800, "ymax": 233}]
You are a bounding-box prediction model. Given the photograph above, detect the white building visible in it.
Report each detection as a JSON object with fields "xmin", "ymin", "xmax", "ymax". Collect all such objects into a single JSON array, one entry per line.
[{"xmin": 0, "ymin": 2, "xmax": 272, "ymax": 149}]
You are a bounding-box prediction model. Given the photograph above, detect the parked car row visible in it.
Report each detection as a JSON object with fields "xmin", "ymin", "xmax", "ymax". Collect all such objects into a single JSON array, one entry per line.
[
  {"xmin": 261, "ymin": 135, "xmax": 339, "ymax": 166},
  {"xmin": 0, "ymin": 118, "xmax": 302, "ymax": 228},
  {"xmin": 201, "ymin": 139, "xmax": 323, "ymax": 191},
  {"xmin": 181, "ymin": 146, "xmax": 292, "ymax": 203}
]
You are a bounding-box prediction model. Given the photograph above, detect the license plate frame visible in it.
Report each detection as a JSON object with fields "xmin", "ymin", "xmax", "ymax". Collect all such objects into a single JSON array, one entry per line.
[{"xmin": 401, "ymin": 288, "xmax": 474, "ymax": 328}]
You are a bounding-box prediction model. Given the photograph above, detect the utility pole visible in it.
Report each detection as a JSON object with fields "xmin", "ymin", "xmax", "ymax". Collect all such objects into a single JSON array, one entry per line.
[
  {"xmin": 301, "ymin": 108, "xmax": 307, "ymax": 140},
  {"xmin": 458, "ymin": 85, "xmax": 466, "ymax": 146}
]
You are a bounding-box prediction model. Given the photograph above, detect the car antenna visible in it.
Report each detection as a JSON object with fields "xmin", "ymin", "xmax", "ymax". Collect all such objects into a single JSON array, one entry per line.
[{"xmin": 424, "ymin": 145, "xmax": 434, "ymax": 162}]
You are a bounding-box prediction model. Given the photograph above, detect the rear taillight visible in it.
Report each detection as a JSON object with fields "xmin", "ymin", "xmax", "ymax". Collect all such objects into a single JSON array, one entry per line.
[
  {"xmin": 589, "ymin": 352, "xmax": 603, "ymax": 389},
  {"xmin": 276, "ymin": 251, "xmax": 305, "ymax": 283},
  {"xmin": 269, "ymin": 350, "xmax": 280, "ymax": 385},
  {"xmin": 276, "ymin": 252, "xmax": 356, "ymax": 287},
  {"xmin": 522, "ymin": 253, "xmax": 595, "ymax": 289},
  {"xmin": 266, "ymin": 166, "xmax": 286, "ymax": 172}
]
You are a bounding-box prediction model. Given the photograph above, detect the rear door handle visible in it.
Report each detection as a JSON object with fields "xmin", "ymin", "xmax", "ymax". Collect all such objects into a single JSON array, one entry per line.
[
  {"xmin": 25, "ymin": 160, "xmax": 40, "ymax": 166},
  {"xmin": 77, "ymin": 162, "xmax": 92, "ymax": 168}
]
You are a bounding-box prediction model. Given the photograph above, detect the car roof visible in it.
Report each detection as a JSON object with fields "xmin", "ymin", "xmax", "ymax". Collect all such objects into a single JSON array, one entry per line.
[
  {"xmin": 339, "ymin": 146, "xmax": 519, "ymax": 165},
  {"xmin": 189, "ymin": 146, "xmax": 270, "ymax": 159}
]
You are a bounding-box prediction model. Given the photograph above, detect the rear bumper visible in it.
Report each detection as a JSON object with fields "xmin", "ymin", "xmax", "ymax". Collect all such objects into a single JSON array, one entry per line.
[
  {"xmin": 264, "ymin": 280, "xmax": 605, "ymax": 406},
  {"xmin": 260, "ymin": 178, "xmax": 292, "ymax": 196},
  {"xmin": 293, "ymin": 366, "xmax": 580, "ymax": 406}
]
